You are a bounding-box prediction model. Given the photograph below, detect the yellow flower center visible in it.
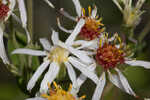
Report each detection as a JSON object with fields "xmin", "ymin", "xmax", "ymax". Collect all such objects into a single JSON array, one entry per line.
[
  {"xmin": 41, "ymin": 82, "xmax": 86, "ymax": 100},
  {"xmin": 48, "ymin": 46, "xmax": 69, "ymax": 64}
]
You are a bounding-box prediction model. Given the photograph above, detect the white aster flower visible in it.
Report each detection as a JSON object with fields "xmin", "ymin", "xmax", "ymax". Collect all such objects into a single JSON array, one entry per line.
[
  {"xmin": 26, "ymin": 82, "xmax": 85, "ymax": 100},
  {"xmin": 91, "ymin": 33, "xmax": 150, "ymax": 100},
  {"xmin": 45, "ymin": 0, "xmax": 104, "ymax": 51},
  {"xmin": 112, "ymin": 0, "xmax": 145, "ymax": 27},
  {"xmin": 12, "ymin": 20, "xmax": 99, "ymax": 93}
]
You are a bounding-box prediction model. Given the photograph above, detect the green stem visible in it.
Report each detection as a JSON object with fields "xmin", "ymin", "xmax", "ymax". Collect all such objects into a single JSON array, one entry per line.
[
  {"xmin": 138, "ymin": 20, "xmax": 150, "ymax": 43},
  {"xmin": 26, "ymin": 0, "xmax": 33, "ymax": 43}
]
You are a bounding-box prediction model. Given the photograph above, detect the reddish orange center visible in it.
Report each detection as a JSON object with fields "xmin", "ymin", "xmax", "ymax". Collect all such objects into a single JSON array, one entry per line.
[
  {"xmin": 0, "ymin": 1, "xmax": 9, "ymax": 20},
  {"xmin": 96, "ymin": 43, "xmax": 125, "ymax": 70},
  {"xmin": 79, "ymin": 17, "xmax": 104, "ymax": 40}
]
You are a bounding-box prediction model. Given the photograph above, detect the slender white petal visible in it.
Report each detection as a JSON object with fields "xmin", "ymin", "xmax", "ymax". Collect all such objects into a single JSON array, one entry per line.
[
  {"xmin": 59, "ymin": 8, "xmax": 76, "ymax": 21},
  {"xmin": 136, "ymin": 0, "xmax": 145, "ymax": 10},
  {"xmin": 112, "ymin": 0, "xmax": 123, "ymax": 12},
  {"xmin": 72, "ymin": 0, "xmax": 82, "ymax": 16},
  {"xmin": 12, "ymin": 49, "xmax": 47, "ymax": 56},
  {"xmin": 52, "ymin": 30, "xmax": 59, "ymax": 45},
  {"xmin": 27, "ymin": 60, "xmax": 50, "ymax": 91},
  {"xmin": 26, "ymin": 97, "xmax": 46, "ymax": 100},
  {"xmin": 0, "ymin": 26, "xmax": 9, "ymax": 64},
  {"xmin": 107, "ymin": 70, "xmax": 124, "ymax": 91},
  {"xmin": 115, "ymin": 68, "xmax": 136, "ymax": 96},
  {"xmin": 92, "ymin": 72, "xmax": 106, "ymax": 100},
  {"xmin": 40, "ymin": 38, "xmax": 51, "ymax": 51},
  {"xmin": 43, "ymin": 0, "xmax": 55, "ymax": 8},
  {"xmin": 73, "ymin": 63, "xmax": 96, "ymax": 90},
  {"xmin": 76, "ymin": 40, "xmax": 97, "ymax": 50},
  {"xmin": 25, "ymin": 28, "xmax": 31, "ymax": 43},
  {"xmin": 125, "ymin": 60, "xmax": 150, "ymax": 69},
  {"xmin": 17, "ymin": 0, "xmax": 31, "ymax": 43},
  {"xmin": 72, "ymin": 40, "xmax": 89, "ymax": 46},
  {"xmin": 65, "ymin": 19, "xmax": 85, "ymax": 45},
  {"xmin": 57, "ymin": 18, "xmax": 73, "ymax": 33},
  {"xmin": 40, "ymin": 62, "xmax": 60, "ymax": 93},
  {"xmin": 91, "ymin": 6, "xmax": 97, "ymax": 18},
  {"xmin": 65, "ymin": 61, "xmax": 77, "ymax": 86},
  {"xmin": 58, "ymin": 41, "xmax": 92, "ymax": 64},
  {"xmin": 17, "ymin": 0, "xmax": 27, "ymax": 28},
  {"xmin": 68, "ymin": 57, "xmax": 99, "ymax": 84}
]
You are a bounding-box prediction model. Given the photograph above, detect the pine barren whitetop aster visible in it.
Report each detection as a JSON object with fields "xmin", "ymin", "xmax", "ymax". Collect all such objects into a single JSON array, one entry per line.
[
  {"xmin": 91, "ymin": 33, "xmax": 150, "ymax": 100},
  {"xmin": 0, "ymin": 0, "xmax": 29, "ymax": 64},
  {"xmin": 12, "ymin": 20, "xmax": 99, "ymax": 93}
]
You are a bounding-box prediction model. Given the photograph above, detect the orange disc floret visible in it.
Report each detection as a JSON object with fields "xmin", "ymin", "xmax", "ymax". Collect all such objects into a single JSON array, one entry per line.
[
  {"xmin": 79, "ymin": 7, "xmax": 104, "ymax": 40},
  {"xmin": 96, "ymin": 43, "xmax": 125, "ymax": 70},
  {"xmin": 0, "ymin": 0, "xmax": 9, "ymax": 20},
  {"xmin": 41, "ymin": 82, "xmax": 85, "ymax": 100}
]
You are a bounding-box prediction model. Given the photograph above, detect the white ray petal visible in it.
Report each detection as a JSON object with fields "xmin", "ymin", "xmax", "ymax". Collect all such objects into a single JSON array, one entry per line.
[
  {"xmin": 125, "ymin": 60, "xmax": 150, "ymax": 69},
  {"xmin": 40, "ymin": 62, "xmax": 60, "ymax": 93},
  {"xmin": 92, "ymin": 72, "xmax": 106, "ymax": 100},
  {"xmin": 72, "ymin": 0, "xmax": 82, "ymax": 16},
  {"xmin": 65, "ymin": 19, "xmax": 85, "ymax": 45},
  {"xmin": 58, "ymin": 41, "xmax": 92, "ymax": 64},
  {"xmin": 0, "ymin": 27, "xmax": 9, "ymax": 64},
  {"xmin": 43, "ymin": 0, "xmax": 55, "ymax": 8},
  {"xmin": 75, "ymin": 63, "xmax": 96, "ymax": 88},
  {"xmin": 17, "ymin": 0, "xmax": 27, "ymax": 28},
  {"xmin": 107, "ymin": 70, "xmax": 124, "ymax": 91},
  {"xmin": 12, "ymin": 49, "xmax": 46, "ymax": 56},
  {"xmin": 68, "ymin": 57, "xmax": 99, "ymax": 84},
  {"xmin": 40, "ymin": 38, "xmax": 51, "ymax": 51},
  {"xmin": 57, "ymin": 18, "xmax": 73, "ymax": 33},
  {"xmin": 115, "ymin": 68, "xmax": 136, "ymax": 96},
  {"xmin": 26, "ymin": 97, "xmax": 46, "ymax": 100},
  {"xmin": 71, "ymin": 63, "xmax": 96, "ymax": 95},
  {"xmin": 72, "ymin": 40, "xmax": 89, "ymax": 46},
  {"xmin": 27, "ymin": 60, "xmax": 50, "ymax": 91},
  {"xmin": 91, "ymin": 6, "xmax": 97, "ymax": 18},
  {"xmin": 76, "ymin": 40, "xmax": 97, "ymax": 50},
  {"xmin": 59, "ymin": 8, "xmax": 76, "ymax": 21},
  {"xmin": 112, "ymin": 0, "xmax": 123, "ymax": 12},
  {"xmin": 65, "ymin": 61, "xmax": 77, "ymax": 86},
  {"xmin": 52, "ymin": 30, "xmax": 59, "ymax": 45},
  {"xmin": 17, "ymin": 0, "xmax": 31, "ymax": 43}
]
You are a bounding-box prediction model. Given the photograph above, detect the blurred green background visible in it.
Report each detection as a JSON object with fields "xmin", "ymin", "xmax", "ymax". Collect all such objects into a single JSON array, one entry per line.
[{"xmin": 1, "ymin": 0, "xmax": 150, "ymax": 100}]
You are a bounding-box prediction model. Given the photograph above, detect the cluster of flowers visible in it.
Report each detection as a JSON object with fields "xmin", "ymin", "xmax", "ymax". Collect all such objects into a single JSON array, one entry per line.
[{"xmin": 1, "ymin": 0, "xmax": 149, "ymax": 100}]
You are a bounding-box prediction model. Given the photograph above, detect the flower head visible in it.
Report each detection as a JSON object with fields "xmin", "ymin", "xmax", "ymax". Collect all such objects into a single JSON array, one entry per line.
[
  {"xmin": 91, "ymin": 33, "xmax": 150, "ymax": 100},
  {"xmin": 96, "ymin": 34, "xmax": 125, "ymax": 70},
  {"xmin": 113, "ymin": 0, "xmax": 145, "ymax": 27},
  {"xmin": 12, "ymin": 29, "xmax": 98, "ymax": 93},
  {"xmin": 41, "ymin": 82, "xmax": 85, "ymax": 100},
  {"xmin": 78, "ymin": 6, "xmax": 104, "ymax": 40}
]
